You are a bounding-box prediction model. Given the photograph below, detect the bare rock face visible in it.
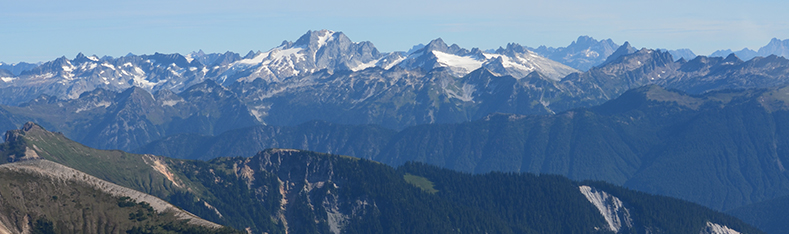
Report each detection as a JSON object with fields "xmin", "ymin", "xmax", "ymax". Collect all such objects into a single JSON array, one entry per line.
[
  {"xmin": 579, "ymin": 185, "xmax": 633, "ymax": 233},
  {"xmin": 2, "ymin": 122, "xmax": 45, "ymax": 163},
  {"xmin": 700, "ymin": 222, "xmax": 742, "ymax": 234},
  {"xmin": 220, "ymin": 149, "xmax": 372, "ymax": 234}
]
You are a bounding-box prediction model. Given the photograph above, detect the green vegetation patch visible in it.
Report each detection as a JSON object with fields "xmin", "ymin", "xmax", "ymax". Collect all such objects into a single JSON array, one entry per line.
[
  {"xmin": 403, "ymin": 173, "xmax": 438, "ymax": 194},
  {"xmin": 645, "ymin": 86, "xmax": 704, "ymax": 109},
  {"xmin": 0, "ymin": 169, "xmax": 242, "ymax": 234}
]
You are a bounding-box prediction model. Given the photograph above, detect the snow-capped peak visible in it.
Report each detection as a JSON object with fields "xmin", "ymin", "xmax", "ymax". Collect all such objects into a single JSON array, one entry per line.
[
  {"xmin": 395, "ymin": 39, "xmax": 578, "ymax": 79},
  {"xmin": 292, "ymin": 29, "xmax": 340, "ymax": 50}
]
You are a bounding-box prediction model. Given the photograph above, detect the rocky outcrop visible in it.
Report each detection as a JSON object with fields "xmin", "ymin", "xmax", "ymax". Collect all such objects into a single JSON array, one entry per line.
[
  {"xmin": 229, "ymin": 149, "xmax": 372, "ymax": 234},
  {"xmin": 579, "ymin": 185, "xmax": 633, "ymax": 233},
  {"xmin": 700, "ymin": 222, "xmax": 742, "ymax": 234}
]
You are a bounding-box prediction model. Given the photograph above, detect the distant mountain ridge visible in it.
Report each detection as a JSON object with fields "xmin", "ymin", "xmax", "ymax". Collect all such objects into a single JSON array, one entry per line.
[
  {"xmin": 3, "ymin": 42, "xmax": 789, "ymax": 149},
  {"xmin": 530, "ymin": 35, "xmax": 620, "ymax": 71},
  {"xmin": 0, "ymin": 30, "xmax": 579, "ymax": 107},
  {"xmin": 134, "ymin": 85, "xmax": 789, "ymax": 214},
  {"xmin": 711, "ymin": 38, "xmax": 789, "ymax": 60},
  {"xmin": 5, "ymin": 34, "xmax": 789, "ymax": 80},
  {"xmin": 0, "ymin": 62, "xmax": 39, "ymax": 76},
  {"xmin": 2, "ymin": 32, "xmax": 789, "ymax": 126}
]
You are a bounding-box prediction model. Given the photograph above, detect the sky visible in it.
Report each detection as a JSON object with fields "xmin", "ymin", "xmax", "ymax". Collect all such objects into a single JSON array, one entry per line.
[{"xmin": 1, "ymin": 0, "xmax": 788, "ymax": 63}]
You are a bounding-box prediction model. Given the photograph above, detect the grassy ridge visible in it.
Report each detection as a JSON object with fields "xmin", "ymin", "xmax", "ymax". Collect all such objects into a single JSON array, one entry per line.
[
  {"xmin": 11, "ymin": 123, "xmax": 187, "ymax": 199},
  {"xmin": 0, "ymin": 168, "xmax": 241, "ymax": 234}
]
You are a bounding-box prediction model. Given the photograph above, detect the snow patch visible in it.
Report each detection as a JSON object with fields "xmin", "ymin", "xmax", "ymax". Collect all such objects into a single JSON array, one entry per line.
[
  {"xmin": 235, "ymin": 52, "xmax": 268, "ymax": 65},
  {"xmin": 271, "ymin": 48, "xmax": 305, "ymax": 61},
  {"xmin": 584, "ymin": 49, "xmax": 600, "ymax": 58},
  {"xmin": 132, "ymin": 76, "xmax": 163, "ymax": 89},
  {"xmin": 88, "ymin": 55, "xmax": 99, "ymax": 61},
  {"xmin": 484, "ymin": 53, "xmax": 536, "ymax": 71},
  {"xmin": 101, "ymin": 63, "xmax": 115, "ymax": 70},
  {"xmin": 249, "ymin": 107, "xmax": 266, "ymax": 122},
  {"xmin": 383, "ymin": 56, "xmax": 406, "ymax": 70},
  {"xmin": 445, "ymin": 83, "xmax": 476, "ymax": 102},
  {"xmin": 75, "ymin": 101, "xmax": 112, "ymax": 113},
  {"xmin": 161, "ymin": 99, "xmax": 182, "ymax": 107},
  {"xmin": 184, "ymin": 54, "xmax": 194, "ymax": 63},
  {"xmin": 316, "ymin": 30, "xmax": 335, "ymax": 48},
  {"xmin": 1, "ymin": 77, "xmax": 15, "ymax": 83},
  {"xmin": 579, "ymin": 185, "xmax": 633, "ymax": 232},
  {"xmin": 351, "ymin": 59, "xmax": 379, "ymax": 71},
  {"xmin": 432, "ymin": 51, "xmax": 484, "ymax": 72},
  {"xmin": 700, "ymin": 222, "xmax": 741, "ymax": 234}
]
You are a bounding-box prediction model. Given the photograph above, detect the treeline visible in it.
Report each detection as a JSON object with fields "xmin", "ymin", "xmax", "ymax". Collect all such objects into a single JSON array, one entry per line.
[
  {"xmin": 156, "ymin": 150, "xmax": 763, "ymax": 233},
  {"xmin": 165, "ymin": 158, "xmax": 284, "ymax": 233}
]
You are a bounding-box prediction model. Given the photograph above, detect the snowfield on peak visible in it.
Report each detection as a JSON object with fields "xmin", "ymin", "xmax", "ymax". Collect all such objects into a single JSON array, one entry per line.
[
  {"xmin": 235, "ymin": 52, "xmax": 268, "ymax": 65},
  {"xmin": 0, "ymin": 30, "xmax": 583, "ymax": 111},
  {"xmin": 315, "ymin": 30, "xmax": 336, "ymax": 48},
  {"xmin": 432, "ymin": 51, "xmax": 485, "ymax": 73}
]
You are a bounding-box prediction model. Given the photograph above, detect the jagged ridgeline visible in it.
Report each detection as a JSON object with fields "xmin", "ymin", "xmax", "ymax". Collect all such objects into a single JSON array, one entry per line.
[
  {"xmin": 3, "ymin": 34, "xmax": 789, "ymax": 152},
  {"xmin": 0, "ymin": 123, "xmax": 763, "ymax": 233}
]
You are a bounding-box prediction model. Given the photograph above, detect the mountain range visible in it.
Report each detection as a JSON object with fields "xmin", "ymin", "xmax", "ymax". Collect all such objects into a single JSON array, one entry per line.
[
  {"xmin": 710, "ymin": 38, "xmax": 789, "ymax": 61},
  {"xmin": 0, "ymin": 30, "xmax": 579, "ymax": 106},
  {"xmin": 3, "ymin": 41, "xmax": 789, "ymax": 151},
  {"xmin": 2, "ymin": 31, "xmax": 787, "ymax": 110},
  {"xmin": 0, "ymin": 122, "xmax": 763, "ymax": 233},
  {"xmin": 128, "ymin": 84, "xmax": 789, "ymax": 212},
  {"xmin": 6, "ymin": 67, "xmax": 789, "ymax": 230}
]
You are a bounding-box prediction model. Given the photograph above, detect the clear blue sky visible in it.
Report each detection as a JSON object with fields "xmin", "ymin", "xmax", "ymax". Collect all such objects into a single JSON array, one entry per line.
[{"xmin": 2, "ymin": 0, "xmax": 788, "ymax": 63}]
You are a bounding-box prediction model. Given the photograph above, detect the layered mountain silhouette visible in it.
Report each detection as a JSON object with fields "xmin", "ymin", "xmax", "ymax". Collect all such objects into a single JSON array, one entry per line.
[
  {"xmin": 711, "ymin": 38, "xmax": 789, "ymax": 61},
  {"xmin": 132, "ymin": 85, "xmax": 789, "ymax": 217},
  {"xmin": 4, "ymin": 42, "xmax": 789, "ymax": 139}
]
